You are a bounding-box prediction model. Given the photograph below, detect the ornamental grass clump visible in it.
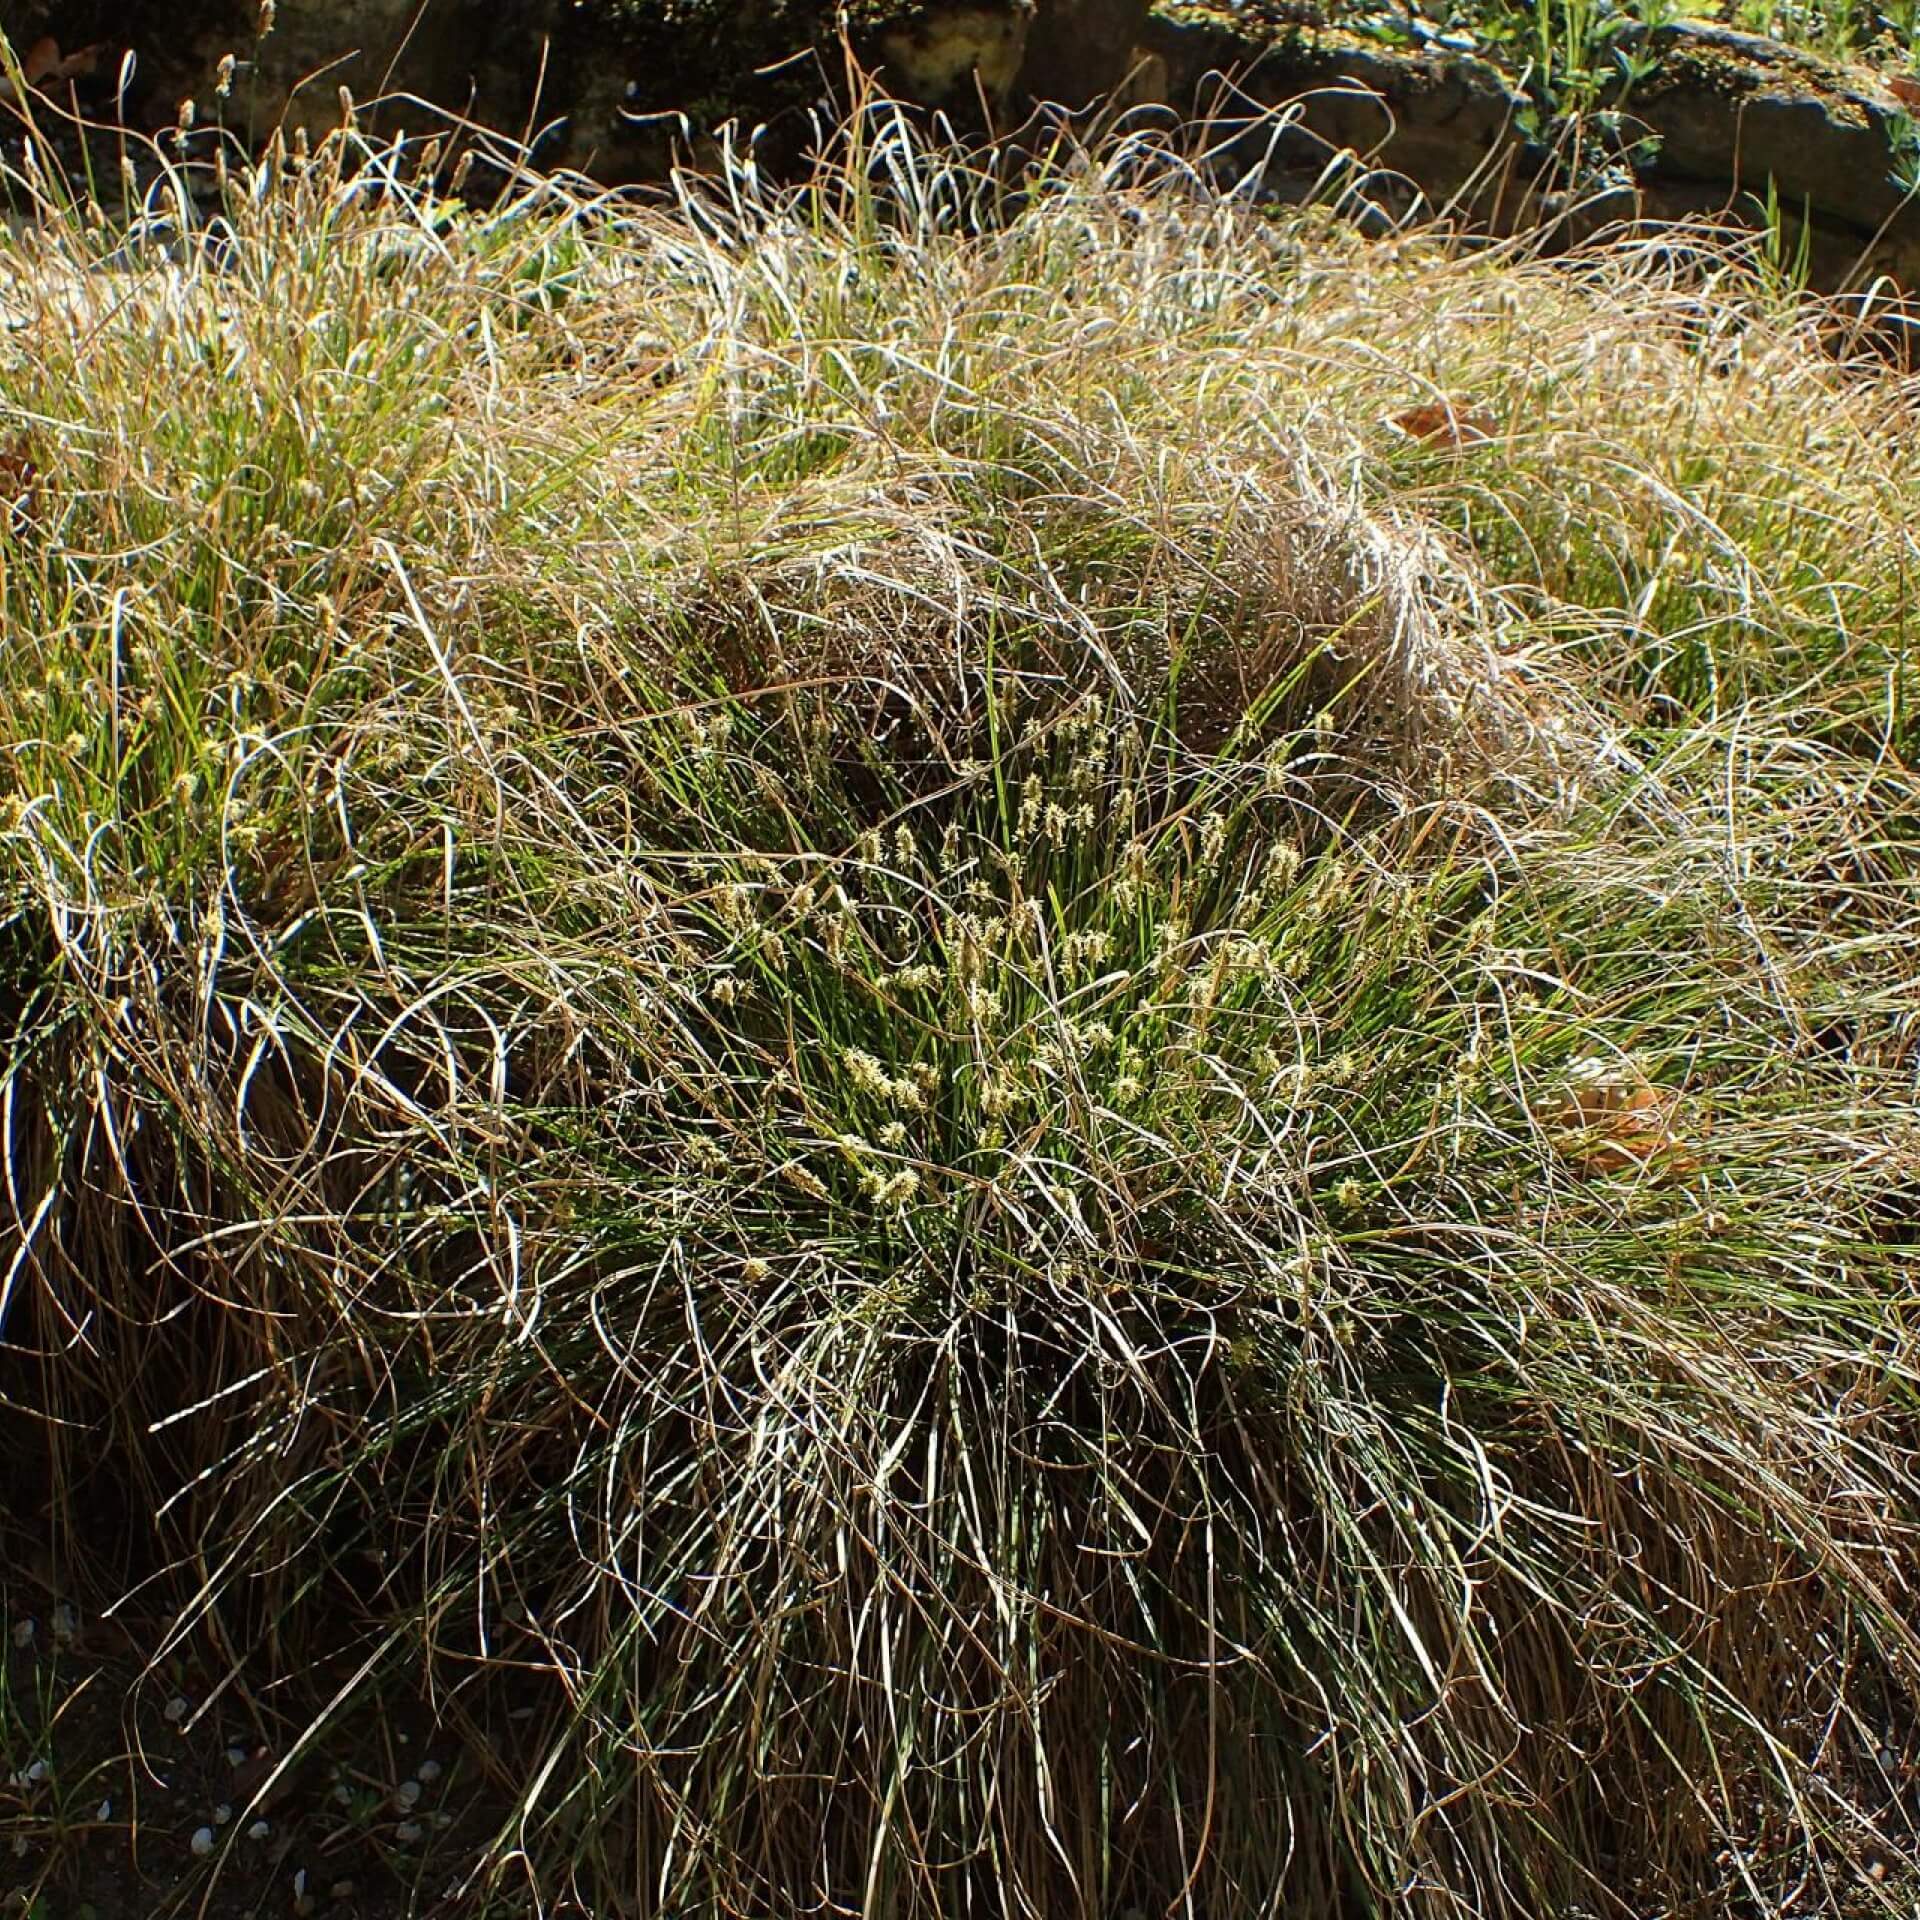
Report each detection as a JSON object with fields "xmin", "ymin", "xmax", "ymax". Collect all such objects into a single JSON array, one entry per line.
[{"xmin": 0, "ymin": 105, "xmax": 1917, "ymax": 1918}]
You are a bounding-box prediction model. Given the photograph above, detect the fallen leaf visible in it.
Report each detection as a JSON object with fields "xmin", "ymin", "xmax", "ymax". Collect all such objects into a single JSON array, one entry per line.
[
  {"xmin": 1, "ymin": 37, "xmax": 105, "ymax": 103},
  {"xmin": 47, "ymin": 41, "xmax": 104, "ymax": 83},
  {"xmin": 1551, "ymin": 1057, "xmax": 1701, "ymax": 1179},
  {"xmin": 1391, "ymin": 400, "xmax": 1495, "ymax": 448},
  {"xmin": 231, "ymin": 1746, "xmax": 293, "ymax": 1811},
  {"xmin": 0, "ymin": 437, "xmax": 39, "ymax": 537},
  {"xmin": 1890, "ymin": 74, "xmax": 1920, "ymax": 109}
]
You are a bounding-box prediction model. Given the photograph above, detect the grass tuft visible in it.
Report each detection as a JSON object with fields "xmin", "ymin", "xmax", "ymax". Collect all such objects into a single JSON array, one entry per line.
[{"xmin": 1, "ymin": 105, "xmax": 1918, "ymax": 1918}]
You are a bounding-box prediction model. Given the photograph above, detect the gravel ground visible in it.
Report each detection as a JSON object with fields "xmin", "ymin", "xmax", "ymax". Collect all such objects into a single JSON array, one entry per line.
[{"xmin": 2, "ymin": 1548, "xmax": 511, "ymax": 1920}]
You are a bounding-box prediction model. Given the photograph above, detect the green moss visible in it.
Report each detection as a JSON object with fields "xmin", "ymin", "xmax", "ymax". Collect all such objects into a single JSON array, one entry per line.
[
  {"xmin": 1156, "ymin": 0, "xmax": 1324, "ymax": 27},
  {"xmin": 1148, "ymin": 0, "xmax": 1893, "ymax": 111},
  {"xmin": 1638, "ymin": 32, "xmax": 1859, "ymax": 103},
  {"xmin": 1642, "ymin": 42, "xmax": 1770, "ymax": 95}
]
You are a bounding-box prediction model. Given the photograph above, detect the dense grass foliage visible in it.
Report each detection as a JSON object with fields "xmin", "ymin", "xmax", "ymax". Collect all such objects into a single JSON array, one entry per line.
[{"xmin": 1, "ymin": 115, "xmax": 1918, "ymax": 1917}]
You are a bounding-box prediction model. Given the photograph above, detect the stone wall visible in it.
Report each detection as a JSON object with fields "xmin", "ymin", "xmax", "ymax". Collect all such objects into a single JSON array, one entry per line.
[
  {"xmin": 6, "ymin": 0, "xmax": 1918, "ymax": 304},
  {"xmin": 4, "ymin": 1, "xmax": 1146, "ymax": 178},
  {"xmin": 1135, "ymin": 6, "xmax": 1920, "ymax": 298}
]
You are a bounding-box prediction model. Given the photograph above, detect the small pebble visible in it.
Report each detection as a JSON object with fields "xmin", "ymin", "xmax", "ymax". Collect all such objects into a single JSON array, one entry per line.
[
  {"xmin": 96, "ymin": 1799, "xmax": 111, "ymax": 1821},
  {"xmin": 163, "ymin": 1696, "xmax": 190, "ymax": 1724},
  {"xmin": 292, "ymin": 1867, "xmax": 307, "ymax": 1897},
  {"xmin": 393, "ymin": 1778, "xmax": 422, "ymax": 1811},
  {"xmin": 226, "ymin": 1744, "xmax": 249, "ymax": 1768},
  {"xmin": 189, "ymin": 1826, "xmax": 215, "ymax": 1857},
  {"xmin": 23, "ymin": 1759, "xmax": 46, "ymax": 1784},
  {"xmin": 246, "ymin": 1818, "xmax": 271, "ymax": 1842},
  {"xmin": 9, "ymin": 1617, "xmax": 33, "ymax": 1649},
  {"xmin": 213, "ymin": 1803, "xmax": 232, "ymax": 1825},
  {"xmin": 393, "ymin": 1819, "xmax": 424, "ymax": 1845},
  {"xmin": 415, "ymin": 1758, "xmax": 442, "ymax": 1783}
]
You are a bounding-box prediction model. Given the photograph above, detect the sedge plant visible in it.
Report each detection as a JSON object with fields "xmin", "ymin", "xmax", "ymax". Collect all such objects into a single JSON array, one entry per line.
[{"xmin": 0, "ymin": 100, "xmax": 1916, "ymax": 1919}]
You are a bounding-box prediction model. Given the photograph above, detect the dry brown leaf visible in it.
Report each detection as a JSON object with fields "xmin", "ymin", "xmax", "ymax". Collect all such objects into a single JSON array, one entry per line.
[
  {"xmin": 1391, "ymin": 401, "xmax": 1495, "ymax": 448},
  {"xmin": 231, "ymin": 1745, "xmax": 296, "ymax": 1812},
  {"xmin": 1, "ymin": 36, "xmax": 105, "ymax": 101},
  {"xmin": 47, "ymin": 40, "xmax": 104, "ymax": 82},
  {"xmin": 1551, "ymin": 1060, "xmax": 1701, "ymax": 1179},
  {"xmin": 0, "ymin": 437, "xmax": 39, "ymax": 537},
  {"xmin": 1889, "ymin": 73, "xmax": 1920, "ymax": 109}
]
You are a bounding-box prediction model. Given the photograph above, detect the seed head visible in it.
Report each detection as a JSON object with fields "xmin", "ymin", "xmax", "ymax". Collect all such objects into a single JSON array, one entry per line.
[
  {"xmin": 1017, "ymin": 774, "xmax": 1043, "ymax": 838},
  {"xmin": 845, "ymin": 1048, "xmax": 892, "ymax": 1094},
  {"xmin": 780, "ymin": 1162, "xmax": 830, "ymax": 1202},
  {"xmin": 1264, "ymin": 840, "xmax": 1302, "ymax": 895}
]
